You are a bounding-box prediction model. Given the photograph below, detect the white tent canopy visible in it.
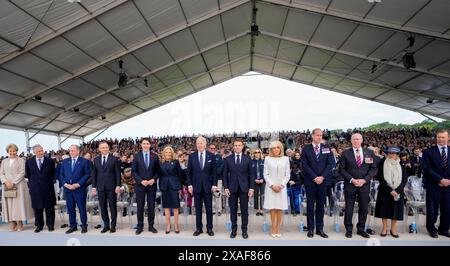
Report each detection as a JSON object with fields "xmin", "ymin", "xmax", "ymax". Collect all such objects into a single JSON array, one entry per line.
[{"xmin": 0, "ymin": 0, "xmax": 449, "ymax": 139}]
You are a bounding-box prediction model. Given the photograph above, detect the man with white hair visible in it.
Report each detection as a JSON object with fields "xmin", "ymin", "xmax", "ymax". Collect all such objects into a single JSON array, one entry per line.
[
  {"xmin": 25, "ymin": 144, "xmax": 56, "ymax": 233},
  {"xmin": 59, "ymin": 144, "xmax": 91, "ymax": 234},
  {"xmin": 187, "ymin": 136, "xmax": 218, "ymax": 236},
  {"xmin": 339, "ymin": 133, "xmax": 378, "ymax": 238}
]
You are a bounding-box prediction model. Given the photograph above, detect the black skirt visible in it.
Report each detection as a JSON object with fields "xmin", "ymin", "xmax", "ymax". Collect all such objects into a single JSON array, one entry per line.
[
  {"xmin": 375, "ymin": 189, "xmax": 404, "ymax": 221},
  {"xmin": 161, "ymin": 189, "xmax": 180, "ymax": 209}
]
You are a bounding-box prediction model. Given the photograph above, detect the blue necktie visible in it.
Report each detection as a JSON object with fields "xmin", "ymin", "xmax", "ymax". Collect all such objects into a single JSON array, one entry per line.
[
  {"xmin": 71, "ymin": 159, "xmax": 76, "ymax": 172},
  {"xmin": 38, "ymin": 158, "xmax": 42, "ymax": 170},
  {"xmin": 200, "ymin": 152, "xmax": 204, "ymax": 170},
  {"xmin": 145, "ymin": 153, "xmax": 149, "ymax": 168}
]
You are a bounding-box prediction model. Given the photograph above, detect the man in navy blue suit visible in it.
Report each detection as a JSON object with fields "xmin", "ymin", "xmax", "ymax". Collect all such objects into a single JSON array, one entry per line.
[
  {"xmin": 132, "ymin": 138, "xmax": 160, "ymax": 235},
  {"xmin": 422, "ymin": 129, "xmax": 450, "ymax": 238},
  {"xmin": 223, "ymin": 139, "xmax": 254, "ymax": 239},
  {"xmin": 187, "ymin": 136, "xmax": 218, "ymax": 236},
  {"xmin": 92, "ymin": 141, "xmax": 121, "ymax": 233},
  {"xmin": 59, "ymin": 144, "xmax": 91, "ymax": 234},
  {"xmin": 300, "ymin": 128, "xmax": 335, "ymax": 238},
  {"xmin": 25, "ymin": 144, "xmax": 56, "ymax": 233}
]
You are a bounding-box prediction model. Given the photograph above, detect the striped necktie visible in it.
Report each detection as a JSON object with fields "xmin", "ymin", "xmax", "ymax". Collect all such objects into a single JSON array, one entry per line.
[
  {"xmin": 314, "ymin": 145, "xmax": 320, "ymax": 161},
  {"xmin": 441, "ymin": 147, "xmax": 447, "ymax": 168},
  {"xmin": 356, "ymin": 149, "xmax": 362, "ymax": 168}
]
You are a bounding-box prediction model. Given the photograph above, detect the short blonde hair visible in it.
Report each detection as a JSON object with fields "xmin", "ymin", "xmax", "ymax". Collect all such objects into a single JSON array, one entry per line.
[
  {"xmin": 5, "ymin": 143, "xmax": 18, "ymax": 153},
  {"xmin": 161, "ymin": 146, "xmax": 176, "ymax": 162},
  {"xmin": 268, "ymin": 141, "xmax": 284, "ymax": 157}
]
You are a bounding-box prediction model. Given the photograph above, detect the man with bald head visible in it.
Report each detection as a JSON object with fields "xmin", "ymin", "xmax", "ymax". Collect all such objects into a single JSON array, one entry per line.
[
  {"xmin": 59, "ymin": 144, "xmax": 91, "ymax": 234},
  {"xmin": 339, "ymin": 133, "xmax": 378, "ymax": 238},
  {"xmin": 187, "ymin": 136, "xmax": 218, "ymax": 236}
]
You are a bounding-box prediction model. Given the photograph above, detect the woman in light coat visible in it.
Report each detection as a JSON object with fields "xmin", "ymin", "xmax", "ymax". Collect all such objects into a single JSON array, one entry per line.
[
  {"xmin": 263, "ymin": 141, "xmax": 290, "ymax": 237},
  {"xmin": 0, "ymin": 144, "xmax": 33, "ymax": 231}
]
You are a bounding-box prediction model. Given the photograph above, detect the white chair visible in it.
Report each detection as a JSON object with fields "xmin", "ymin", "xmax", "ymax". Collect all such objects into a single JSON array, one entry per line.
[
  {"xmin": 366, "ymin": 180, "xmax": 379, "ymax": 233},
  {"xmin": 54, "ymin": 181, "xmax": 68, "ymax": 227},
  {"xmin": 332, "ymin": 181, "xmax": 345, "ymax": 232},
  {"xmin": 405, "ymin": 175, "xmax": 426, "ymax": 233},
  {"xmin": 116, "ymin": 186, "xmax": 132, "ymax": 228},
  {"xmin": 86, "ymin": 186, "xmax": 99, "ymax": 229}
]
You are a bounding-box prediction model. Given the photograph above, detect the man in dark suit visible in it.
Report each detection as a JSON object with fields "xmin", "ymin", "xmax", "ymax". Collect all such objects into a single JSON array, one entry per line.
[
  {"xmin": 300, "ymin": 128, "xmax": 335, "ymax": 238},
  {"xmin": 422, "ymin": 129, "xmax": 450, "ymax": 238},
  {"xmin": 132, "ymin": 138, "xmax": 160, "ymax": 235},
  {"xmin": 92, "ymin": 141, "xmax": 121, "ymax": 233},
  {"xmin": 25, "ymin": 144, "xmax": 56, "ymax": 233},
  {"xmin": 187, "ymin": 136, "xmax": 218, "ymax": 236},
  {"xmin": 223, "ymin": 139, "xmax": 254, "ymax": 239},
  {"xmin": 339, "ymin": 133, "xmax": 378, "ymax": 238},
  {"xmin": 59, "ymin": 144, "xmax": 91, "ymax": 234}
]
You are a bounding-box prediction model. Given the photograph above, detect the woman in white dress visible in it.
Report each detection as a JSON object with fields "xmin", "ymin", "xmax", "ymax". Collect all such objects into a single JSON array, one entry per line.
[
  {"xmin": 0, "ymin": 144, "xmax": 33, "ymax": 231},
  {"xmin": 263, "ymin": 140, "xmax": 290, "ymax": 237}
]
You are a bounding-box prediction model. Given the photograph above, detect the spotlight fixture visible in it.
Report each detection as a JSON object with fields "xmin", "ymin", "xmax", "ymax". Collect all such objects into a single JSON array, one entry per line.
[
  {"xmin": 367, "ymin": 0, "xmax": 381, "ymax": 3},
  {"xmin": 370, "ymin": 64, "xmax": 378, "ymax": 74},
  {"xmin": 144, "ymin": 78, "xmax": 148, "ymax": 87},
  {"xmin": 118, "ymin": 59, "xmax": 124, "ymax": 70},
  {"xmin": 34, "ymin": 95, "xmax": 42, "ymax": 101},
  {"xmin": 407, "ymin": 34, "xmax": 415, "ymax": 48},
  {"xmin": 101, "ymin": 115, "xmax": 106, "ymax": 120},
  {"xmin": 402, "ymin": 52, "xmax": 416, "ymax": 69},
  {"xmin": 250, "ymin": 24, "xmax": 259, "ymax": 36},
  {"xmin": 426, "ymin": 98, "xmax": 434, "ymax": 104},
  {"xmin": 74, "ymin": 107, "xmax": 79, "ymax": 112},
  {"xmin": 118, "ymin": 72, "xmax": 128, "ymax": 87}
]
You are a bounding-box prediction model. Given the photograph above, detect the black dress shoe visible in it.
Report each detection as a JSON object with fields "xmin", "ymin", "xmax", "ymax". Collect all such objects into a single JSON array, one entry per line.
[
  {"xmin": 81, "ymin": 227, "xmax": 88, "ymax": 234},
  {"xmin": 380, "ymin": 230, "xmax": 387, "ymax": 237},
  {"xmin": 48, "ymin": 227, "xmax": 54, "ymax": 232},
  {"xmin": 110, "ymin": 228, "xmax": 116, "ymax": 233},
  {"xmin": 366, "ymin": 228, "xmax": 376, "ymax": 235},
  {"xmin": 65, "ymin": 227, "xmax": 77, "ymax": 234},
  {"xmin": 316, "ymin": 230, "xmax": 328, "ymax": 238},
  {"xmin": 148, "ymin": 226, "xmax": 158, "ymax": 234},
  {"xmin": 207, "ymin": 230, "xmax": 214, "ymax": 236},
  {"xmin": 307, "ymin": 230, "xmax": 314, "ymax": 238},
  {"xmin": 34, "ymin": 227, "xmax": 43, "ymax": 233},
  {"xmin": 230, "ymin": 231, "xmax": 237, "ymax": 238},
  {"xmin": 175, "ymin": 229, "xmax": 180, "ymax": 234},
  {"xmin": 438, "ymin": 231, "xmax": 450, "ymax": 238},
  {"xmin": 242, "ymin": 232, "xmax": 248, "ymax": 239},
  {"xmin": 101, "ymin": 227, "xmax": 110, "ymax": 233},
  {"xmin": 390, "ymin": 230, "xmax": 399, "ymax": 238},
  {"xmin": 135, "ymin": 228, "xmax": 143, "ymax": 235},
  {"xmin": 429, "ymin": 231, "xmax": 438, "ymax": 238},
  {"xmin": 193, "ymin": 230, "xmax": 203, "ymax": 236},
  {"xmin": 345, "ymin": 231, "xmax": 352, "ymax": 238},
  {"xmin": 357, "ymin": 231, "xmax": 370, "ymax": 238}
]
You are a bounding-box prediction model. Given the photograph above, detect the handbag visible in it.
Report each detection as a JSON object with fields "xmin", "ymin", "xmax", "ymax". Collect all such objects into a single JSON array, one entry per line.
[{"xmin": 3, "ymin": 184, "xmax": 17, "ymax": 198}]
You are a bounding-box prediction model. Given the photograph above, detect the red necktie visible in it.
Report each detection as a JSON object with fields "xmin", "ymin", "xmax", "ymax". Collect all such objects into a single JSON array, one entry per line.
[{"xmin": 356, "ymin": 149, "xmax": 362, "ymax": 168}]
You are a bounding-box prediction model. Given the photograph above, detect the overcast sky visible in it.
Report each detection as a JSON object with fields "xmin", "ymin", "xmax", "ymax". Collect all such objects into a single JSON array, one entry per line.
[{"xmin": 0, "ymin": 72, "xmax": 440, "ymax": 156}]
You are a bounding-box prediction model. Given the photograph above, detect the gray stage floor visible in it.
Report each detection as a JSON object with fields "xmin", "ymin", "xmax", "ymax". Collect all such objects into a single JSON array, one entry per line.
[{"xmin": 1, "ymin": 211, "xmax": 449, "ymax": 246}]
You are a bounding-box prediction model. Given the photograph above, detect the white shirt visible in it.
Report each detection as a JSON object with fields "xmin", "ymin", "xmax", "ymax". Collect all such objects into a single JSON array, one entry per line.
[
  {"xmin": 352, "ymin": 147, "xmax": 364, "ymax": 161},
  {"xmin": 437, "ymin": 144, "xmax": 447, "ymax": 158},
  {"xmin": 235, "ymin": 153, "xmax": 242, "ymax": 164},
  {"xmin": 312, "ymin": 143, "xmax": 321, "ymax": 154},
  {"xmin": 198, "ymin": 151, "xmax": 206, "ymax": 166},
  {"xmin": 71, "ymin": 157, "xmax": 79, "ymax": 166},
  {"xmin": 36, "ymin": 156, "xmax": 44, "ymax": 169},
  {"xmin": 101, "ymin": 154, "xmax": 109, "ymax": 165},
  {"xmin": 9, "ymin": 158, "xmax": 16, "ymax": 167}
]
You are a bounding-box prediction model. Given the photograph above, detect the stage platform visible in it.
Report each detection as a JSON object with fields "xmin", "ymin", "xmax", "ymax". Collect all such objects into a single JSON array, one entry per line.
[{"xmin": 0, "ymin": 211, "xmax": 448, "ymax": 246}]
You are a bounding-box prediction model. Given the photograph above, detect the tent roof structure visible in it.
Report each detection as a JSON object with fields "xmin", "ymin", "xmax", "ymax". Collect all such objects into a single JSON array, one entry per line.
[{"xmin": 1, "ymin": 0, "xmax": 449, "ymax": 138}]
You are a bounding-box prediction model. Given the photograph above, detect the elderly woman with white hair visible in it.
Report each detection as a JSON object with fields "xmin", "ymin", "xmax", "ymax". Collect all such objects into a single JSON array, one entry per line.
[
  {"xmin": 263, "ymin": 140, "xmax": 290, "ymax": 237},
  {"xmin": 0, "ymin": 144, "xmax": 33, "ymax": 231},
  {"xmin": 375, "ymin": 147, "xmax": 408, "ymax": 238}
]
